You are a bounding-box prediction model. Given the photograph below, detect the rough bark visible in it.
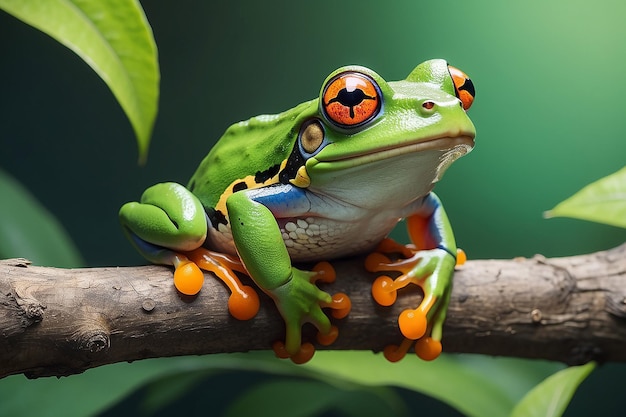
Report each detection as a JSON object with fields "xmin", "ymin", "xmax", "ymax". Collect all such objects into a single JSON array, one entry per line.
[{"xmin": 1, "ymin": 244, "xmax": 625, "ymax": 379}]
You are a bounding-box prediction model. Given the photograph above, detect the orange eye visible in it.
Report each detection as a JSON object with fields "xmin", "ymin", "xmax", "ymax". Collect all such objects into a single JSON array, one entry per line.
[
  {"xmin": 448, "ymin": 66, "xmax": 475, "ymax": 110},
  {"xmin": 322, "ymin": 72, "xmax": 382, "ymax": 127}
]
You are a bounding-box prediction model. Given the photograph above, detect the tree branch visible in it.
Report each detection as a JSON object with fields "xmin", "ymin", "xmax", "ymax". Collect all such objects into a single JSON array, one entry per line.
[{"xmin": 2, "ymin": 244, "xmax": 625, "ymax": 379}]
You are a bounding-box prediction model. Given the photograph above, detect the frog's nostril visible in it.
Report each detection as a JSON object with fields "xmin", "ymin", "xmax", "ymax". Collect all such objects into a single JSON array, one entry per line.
[
  {"xmin": 420, "ymin": 100, "xmax": 437, "ymax": 115},
  {"xmin": 422, "ymin": 101, "xmax": 435, "ymax": 110}
]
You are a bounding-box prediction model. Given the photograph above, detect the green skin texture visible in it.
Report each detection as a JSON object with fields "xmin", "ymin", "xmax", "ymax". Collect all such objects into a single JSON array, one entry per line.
[{"xmin": 120, "ymin": 59, "xmax": 476, "ymax": 355}]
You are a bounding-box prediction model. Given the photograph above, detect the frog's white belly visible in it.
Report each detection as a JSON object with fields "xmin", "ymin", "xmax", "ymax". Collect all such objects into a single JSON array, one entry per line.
[
  {"xmin": 206, "ymin": 201, "xmax": 417, "ymax": 262},
  {"xmin": 277, "ymin": 214, "xmax": 399, "ymax": 261}
]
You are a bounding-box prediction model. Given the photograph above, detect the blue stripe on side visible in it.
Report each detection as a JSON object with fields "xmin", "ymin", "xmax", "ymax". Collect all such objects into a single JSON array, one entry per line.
[{"xmin": 243, "ymin": 184, "xmax": 312, "ymax": 217}]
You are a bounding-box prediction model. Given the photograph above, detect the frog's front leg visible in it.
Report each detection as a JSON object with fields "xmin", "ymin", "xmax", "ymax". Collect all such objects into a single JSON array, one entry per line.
[
  {"xmin": 366, "ymin": 192, "xmax": 462, "ymax": 362},
  {"xmin": 119, "ymin": 183, "xmax": 208, "ymax": 291},
  {"xmin": 226, "ymin": 190, "xmax": 351, "ymax": 363},
  {"xmin": 119, "ymin": 183, "xmax": 260, "ymax": 319}
]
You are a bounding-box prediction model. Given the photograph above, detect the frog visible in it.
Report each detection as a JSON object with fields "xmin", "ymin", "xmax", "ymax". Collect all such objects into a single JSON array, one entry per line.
[{"xmin": 119, "ymin": 59, "xmax": 476, "ymax": 363}]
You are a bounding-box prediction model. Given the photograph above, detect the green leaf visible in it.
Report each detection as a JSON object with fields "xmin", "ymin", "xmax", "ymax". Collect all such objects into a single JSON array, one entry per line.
[
  {"xmin": 0, "ymin": 0, "xmax": 159, "ymax": 163},
  {"xmin": 454, "ymin": 355, "xmax": 564, "ymax": 403},
  {"xmin": 334, "ymin": 386, "xmax": 407, "ymax": 417},
  {"xmin": 140, "ymin": 370, "xmax": 216, "ymax": 415},
  {"xmin": 169, "ymin": 351, "xmax": 514, "ymax": 416},
  {"xmin": 0, "ymin": 357, "xmax": 273, "ymax": 417},
  {"xmin": 0, "ymin": 353, "xmax": 559, "ymax": 417},
  {"xmin": 545, "ymin": 167, "xmax": 626, "ymax": 228},
  {"xmin": 224, "ymin": 380, "xmax": 406, "ymax": 417},
  {"xmin": 0, "ymin": 169, "xmax": 82, "ymax": 267},
  {"xmin": 510, "ymin": 362, "xmax": 595, "ymax": 417},
  {"xmin": 223, "ymin": 380, "xmax": 348, "ymax": 417},
  {"xmin": 0, "ymin": 358, "xmax": 201, "ymax": 417},
  {"xmin": 164, "ymin": 352, "xmax": 551, "ymax": 417},
  {"xmin": 302, "ymin": 351, "xmax": 517, "ymax": 417}
]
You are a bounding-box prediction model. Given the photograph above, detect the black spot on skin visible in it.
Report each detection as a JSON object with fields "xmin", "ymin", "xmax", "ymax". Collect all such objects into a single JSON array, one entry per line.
[
  {"xmin": 206, "ymin": 208, "xmax": 228, "ymax": 229},
  {"xmin": 255, "ymin": 164, "xmax": 281, "ymax": 184},
  {"xmin": 232, "ymin": 181, "xmax": 248, "ymax": 192}
]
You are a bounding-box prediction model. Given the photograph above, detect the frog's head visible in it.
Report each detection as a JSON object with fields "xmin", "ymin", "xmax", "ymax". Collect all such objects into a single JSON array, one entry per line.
[{"xmin": 290, "ymin": 59, "xmax": 476, "ymax": 208}]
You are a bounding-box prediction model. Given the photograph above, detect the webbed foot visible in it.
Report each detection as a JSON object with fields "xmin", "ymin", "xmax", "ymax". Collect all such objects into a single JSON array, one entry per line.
[
  {"xmin": 270, "ymin": 261, "xmax": 351, "ymax": 364},
  {"xmin": 366, "ymin": 238, "xmax": 464, "ymax": 361}
]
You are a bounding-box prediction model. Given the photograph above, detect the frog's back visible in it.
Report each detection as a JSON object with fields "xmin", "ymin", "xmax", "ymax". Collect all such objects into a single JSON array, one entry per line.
[{"xmin": 188, "ymin": 100, "xmax": 316, "ymax": 209}]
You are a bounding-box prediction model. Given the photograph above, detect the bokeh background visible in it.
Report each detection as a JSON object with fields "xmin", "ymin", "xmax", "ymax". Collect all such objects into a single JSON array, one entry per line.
[{"xmin": 1, "ymin": 0, "xmax": 625, "ymax": 416}]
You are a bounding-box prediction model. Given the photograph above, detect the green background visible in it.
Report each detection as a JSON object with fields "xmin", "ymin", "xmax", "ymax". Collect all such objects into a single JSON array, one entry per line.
[{"xmin": 1, "ymin": 0, "xmax": 625, "ymax": 415}]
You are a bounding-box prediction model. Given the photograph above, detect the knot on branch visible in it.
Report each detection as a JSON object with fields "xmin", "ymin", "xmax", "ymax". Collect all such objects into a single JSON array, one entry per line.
[
  {"xmin": 12, "ymin": 287, "xmax": 46, "ymax": 328},
  {"xmin": 70, "ymin": 315, "xmax": 111, "ymax": 354}
]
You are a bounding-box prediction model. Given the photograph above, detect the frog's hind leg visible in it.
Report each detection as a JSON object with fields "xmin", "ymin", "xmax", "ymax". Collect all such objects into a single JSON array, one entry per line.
[
  {"xmin": 123, "ymin": 232, "xmax": 260, "ymax": 320},
  {"xmin": 186, "ymin": 248, "xmax": 260, "ymax": 320},
  {"xmin": 365, "ymin": 206, "xmax": 464, "ymax": 362},
  {"xmin": 270, "ymin": 261, "xmax": 352, "ymax": 364}
]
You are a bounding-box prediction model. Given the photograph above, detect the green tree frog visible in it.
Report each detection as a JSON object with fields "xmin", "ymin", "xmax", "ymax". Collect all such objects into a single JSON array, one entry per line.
[{"xmin": 120, "ymin": 59, "xmax": 476, "ymax": 363}]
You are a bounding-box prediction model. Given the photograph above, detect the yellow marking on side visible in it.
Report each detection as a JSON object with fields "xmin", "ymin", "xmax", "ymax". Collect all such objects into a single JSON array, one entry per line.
[
  {"xmin": 290, "ymin": 166, "xmax": 311, "ymax": 188},
  {"xmin": 214, "ymin": 160, "xmax": 288, "ymax": 218}
]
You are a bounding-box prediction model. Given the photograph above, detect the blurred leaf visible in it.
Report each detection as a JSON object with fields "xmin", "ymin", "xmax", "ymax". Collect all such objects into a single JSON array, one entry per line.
[
  {"xmin": 224, "ymin": 379, "xmax": 406, "ymax": 417},
  {"xmin": 454, "ymin": 355, "xmax": 564, "ymax": 404},
  {"xmin": 128, "ymin": 352, "xmax": 549, "ymax": 417},
  {"xmin": 199, "ymin": 350, "xmax": 530, "ymax": 417},
  {"xmin": 224, "ymin": 380, "xmax": 347, "ymax": 417},
  {"xmin": 302, "ymin": 351, "xmax": 516, "ymax": 417},
  {"xmin": 0, "ymin": 355, "xmax": 297, "ymax": 417},
  {"xmin": 0, "ymin": 0, "xmax": 159, "ymax": 163},
  {"xmin": 140, "ymin": 370, "xmax": 215, "ymax": 415},
  {"xmin": 545, "ymin": 167, "xmax": 626, "ymax": 228},
  {"xmin": 510, "ymin": 362, "xmax": 595, "ymax": 417},
  {"xmin": 0, "ymin": 352, "xmax": 565, "ymax": 417},
  {"xmin": 0, "ymin": 358, "xmax": 207, "ymax": 417},
  {"xmin": 334, "ymin": 387, "xmax": 408, "ymax": 417},
  {"xmin": 0, "ymin": 169, "xmax": 82, "ymax": 267}
]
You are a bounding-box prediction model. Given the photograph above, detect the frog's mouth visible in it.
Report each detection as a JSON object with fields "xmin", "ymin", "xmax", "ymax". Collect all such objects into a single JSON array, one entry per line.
[{"xmin": 314, "ymin": 135, "xmax": 475, "ymax": 169}]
